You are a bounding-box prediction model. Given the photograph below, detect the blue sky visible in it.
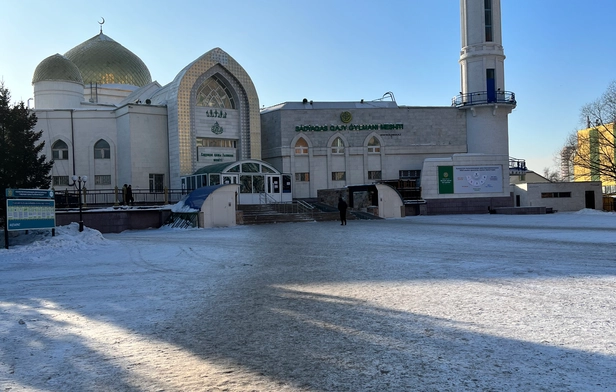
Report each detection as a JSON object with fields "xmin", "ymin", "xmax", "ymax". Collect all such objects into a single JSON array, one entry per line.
[{"xmin": 2, "ymin": 0, "xmax": 615, "ymax": 173}]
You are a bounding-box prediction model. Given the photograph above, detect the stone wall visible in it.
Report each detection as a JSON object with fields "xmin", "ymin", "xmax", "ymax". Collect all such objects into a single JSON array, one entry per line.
[
  {"xmin": 56, "ymin": 209, "xmax": 172, "ymax": 233},
  {"xmin": 317, "ymin": 188, "xmax": 349, "ymax": 209},
  {"xmin": 421, "ymin": 195, "xmax": 513, "ymax": 215}
]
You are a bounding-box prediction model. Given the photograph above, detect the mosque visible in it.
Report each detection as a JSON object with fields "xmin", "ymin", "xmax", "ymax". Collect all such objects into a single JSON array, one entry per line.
[{"xmin": 30, "ymin": 0, "xmax": 524, "ymax": 214}]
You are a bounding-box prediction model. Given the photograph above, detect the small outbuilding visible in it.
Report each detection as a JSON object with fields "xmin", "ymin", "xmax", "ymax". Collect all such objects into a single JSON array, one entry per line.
[
  {"xmin": 510, "ymin": 172, "xmax": 602, "ymax": 212},
  {"xmin": 184, "ymin": 184, "xmax": 240, "ymax": 228}
]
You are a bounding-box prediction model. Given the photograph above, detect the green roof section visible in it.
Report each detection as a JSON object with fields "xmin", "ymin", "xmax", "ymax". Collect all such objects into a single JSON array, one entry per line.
[
  {"xmin": 193, "ymin": 162, "xmax": 236, "ymax": 175},
  {"xmin": 32, "ymin": 53, "xmax": 84, "ymax": 84},
  {"xmin": 64, "ymin": 33, "xmax": 152, "ymax": 87},
  {"xmin": 192, "ymin": 160, "xmax": 280, "ymax": 175}
]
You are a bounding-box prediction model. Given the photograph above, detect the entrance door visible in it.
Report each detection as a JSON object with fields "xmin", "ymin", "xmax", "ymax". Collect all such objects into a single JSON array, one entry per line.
[
  {"xmin": 222, "ymin": 174, "xmax": 238, "ymax": 185},
  {"xmin": 486, "ymin": 68, "xmax": 496, "ymax": 103},
  {"xmin": 266, "ymin": 175, "xmax": 282, "ymax": 202},
  {"xmin": 585, "ymin": 191, "xmax": 596, "ymax": 209}
]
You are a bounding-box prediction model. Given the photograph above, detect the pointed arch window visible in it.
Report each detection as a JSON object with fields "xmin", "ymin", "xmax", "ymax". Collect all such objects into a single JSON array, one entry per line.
[
  {"xmin": 94, "ymin": 139, "xmax": 110, "ymax": 159},
  {"xmin": 295, "ymin": 138, "xmax": 309, "ymax": 155},
  {"xmin": 331, "ymin": 137, "xmax": 345, "ymax": 154},
  {"xmin": 52, "ymin": 140, "xmax": 69, "ymax": 160},
  {"xmin": 367, "ymin": 136, "xmax": 381, "ymax": 153},
  {"xmin": 196, "ymin": 76, "xmax": 236, "ymax": 109}
]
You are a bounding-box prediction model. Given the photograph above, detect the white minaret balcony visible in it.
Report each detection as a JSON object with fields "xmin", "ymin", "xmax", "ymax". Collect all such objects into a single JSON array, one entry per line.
[{"xmin": 452, "ymin": 90, "xmax": 516, "ymax": 108}]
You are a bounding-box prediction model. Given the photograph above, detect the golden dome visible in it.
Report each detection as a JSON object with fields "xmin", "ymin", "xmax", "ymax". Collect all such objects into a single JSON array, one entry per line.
[
  {"xmin": 64, "ymin": 33, "xmax": 152, "ymax": 87},
  {"xmin": 32, "ymin": 53, "xmax": 84, "ymax": 84}
]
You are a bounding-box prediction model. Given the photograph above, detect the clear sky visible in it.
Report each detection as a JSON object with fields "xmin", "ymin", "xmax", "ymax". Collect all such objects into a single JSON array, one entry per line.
[{"xmin": 2, "ymin": 0, "xmax": 615, "ymax": 173}]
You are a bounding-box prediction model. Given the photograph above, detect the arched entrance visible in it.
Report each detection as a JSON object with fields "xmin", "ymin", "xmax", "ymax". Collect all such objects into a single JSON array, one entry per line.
[{"xmin": 181, "ymin": 160, "xmax": 292, "ymax": 205}]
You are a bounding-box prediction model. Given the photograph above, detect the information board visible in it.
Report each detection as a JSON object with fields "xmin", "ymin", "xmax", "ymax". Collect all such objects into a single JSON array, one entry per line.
[
  {"xmin": 453, "ymin": 166, "xmax": 503, "ymax": 194},
  {"xmin": 6, "ymin": 199, "xmax": 56, "ymax": 231}
]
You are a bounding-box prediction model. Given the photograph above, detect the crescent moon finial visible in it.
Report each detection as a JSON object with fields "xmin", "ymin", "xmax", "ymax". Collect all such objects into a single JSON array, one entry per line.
[{"xmin": 98, "ymin": 17, "xmax": 105, "ymax": 33}]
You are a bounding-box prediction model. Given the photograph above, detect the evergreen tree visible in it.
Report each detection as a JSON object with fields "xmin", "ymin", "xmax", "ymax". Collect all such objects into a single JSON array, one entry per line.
[{"xmin": 0, "ymin": 82, "xmax": 53, "ymax": 197}]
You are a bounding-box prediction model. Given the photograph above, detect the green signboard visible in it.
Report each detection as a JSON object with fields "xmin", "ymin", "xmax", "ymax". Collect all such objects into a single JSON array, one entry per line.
[
  {"xmin": 6, "ymin": 199, "xmax": 56, "ymax": 231},
  {"xmin": 6, "ymin": 188, "xmax": 55, "ymax": 199},
  {"xmin": 438, "ymin": 166, "xmax": 454, "ymax": 194}
]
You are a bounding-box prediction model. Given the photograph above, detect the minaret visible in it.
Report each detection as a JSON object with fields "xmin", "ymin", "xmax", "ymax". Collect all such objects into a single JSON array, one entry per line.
[{"xmin": 456, "ymin": 0, "xmax": 515, "ymax": 155}]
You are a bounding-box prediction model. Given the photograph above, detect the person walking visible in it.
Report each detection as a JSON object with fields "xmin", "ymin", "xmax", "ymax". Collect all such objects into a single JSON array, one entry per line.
[
  {"xmin": 338, "ymin": 197, "xmax": 348, "ymax": 225},
  {"xmin": 127, "ymin": 185, "xmax": 134, "ymax": 206}
]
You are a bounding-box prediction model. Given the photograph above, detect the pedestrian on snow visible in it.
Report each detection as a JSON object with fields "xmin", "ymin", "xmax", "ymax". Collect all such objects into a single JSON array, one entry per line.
[
  {"xmin": 338, "ymin": 197, "xmax": 348, "ymax": 225},
  {"xmin": 122, "ymin": 184, "xmax": 128, "ymax": 205},
  {"xmin": 127, "ymin": 185, "xmax": 134, "ymax": 206}
]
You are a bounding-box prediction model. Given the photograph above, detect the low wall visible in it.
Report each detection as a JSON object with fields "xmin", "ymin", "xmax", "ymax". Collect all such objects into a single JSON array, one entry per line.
[
  {"xmin": 421, "ymin": 196, "xmax": 513, "ymax": 215},
  {"xmin": 317, "ymin": 188, "xmax": 349, "ymax": 207},
  {"xmin": 491, "ymin": 206, "xmax": 547, "ymax": 215},
  {"xmin": 56, "ymin": 209, "xmax": 173, "ymax": 233}
]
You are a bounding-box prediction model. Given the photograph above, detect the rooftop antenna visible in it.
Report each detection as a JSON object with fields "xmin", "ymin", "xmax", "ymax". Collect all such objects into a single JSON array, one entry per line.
[
  {"xmin": 99, "ymin": 17, "xmax": 105, "ymax": 34},
  {"xmin": 372, "ymin": 91, "xmax": 396, "ymax": 102}
]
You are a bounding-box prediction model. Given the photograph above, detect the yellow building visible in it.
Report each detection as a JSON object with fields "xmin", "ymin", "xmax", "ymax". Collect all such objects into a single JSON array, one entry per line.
[{"xmin": 573, "ymin": 123, "xmax": 615, "ymax": 191}]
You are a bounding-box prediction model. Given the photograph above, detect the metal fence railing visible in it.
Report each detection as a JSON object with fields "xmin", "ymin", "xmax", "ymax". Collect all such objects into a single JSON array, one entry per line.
[
  {"xmin": 53, "ymin": 187, "xmax": 189, "ymax": 208},
  {"xmin": 451, "ymin": 90, "xmax": 516, "ymax": 107},
  {"xmin": 164, "ymin": 212, "xmax": 199, "ymax": 228}
]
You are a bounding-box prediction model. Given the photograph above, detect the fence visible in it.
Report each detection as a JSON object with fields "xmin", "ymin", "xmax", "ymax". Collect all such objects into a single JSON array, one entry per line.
[
  {"xmin": 53, "ymin": 187, "xmax": 188, "ymax": 208},
  {"xmin": 164, "ymin": 212, "xmax": 199, "ymax": 228}
]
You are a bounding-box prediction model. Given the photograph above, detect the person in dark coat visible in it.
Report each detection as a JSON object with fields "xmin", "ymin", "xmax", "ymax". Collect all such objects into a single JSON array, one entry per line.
[
  {"xmin": 338, "ymin": 197, "xmax": 348, "ymax": 225},
  {"xmin": 122, "ymin": 184, "xmax": 128, "ymax": 205},
  {"xmin": 126, "ymin": 185, "xmax": 134, "ymax": 206}
]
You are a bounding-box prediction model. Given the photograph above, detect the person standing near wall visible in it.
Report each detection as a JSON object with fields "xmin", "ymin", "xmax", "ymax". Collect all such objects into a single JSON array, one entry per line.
[
  {"xmin": 122, "ymin": 184, "xmax": 128, "ymax": 206},
  {"xmin": 338, "ymin": 197, "xmax": 348, "ymax": 225},
  {"xmin": 127, "ymin": 185, "xmax": 134, "ymax": 206}
]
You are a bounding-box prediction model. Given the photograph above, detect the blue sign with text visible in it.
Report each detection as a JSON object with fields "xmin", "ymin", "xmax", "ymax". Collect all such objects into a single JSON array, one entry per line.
[{"xmin": 6, "ymin": 199, "xmax": 56, "ymax": 231}]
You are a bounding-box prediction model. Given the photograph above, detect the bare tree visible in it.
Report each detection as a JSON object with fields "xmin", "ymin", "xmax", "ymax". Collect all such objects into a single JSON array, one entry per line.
[
  {"xmin": 542, "ymin": 167, "xmax": 561, "ymax": 182},
  {"xmin": 562, "ymin": 81, "xmax": 616, "ymax": 183}
]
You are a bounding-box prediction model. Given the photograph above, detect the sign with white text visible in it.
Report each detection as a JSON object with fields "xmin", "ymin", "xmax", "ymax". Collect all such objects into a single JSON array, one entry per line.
[
  {"xmin": 6, "ymin": 199, "xmax": 56, "ymax": 231},
  {"xmin": 453, "ymin": 166, "xmax": 503, "ymax": 194}
]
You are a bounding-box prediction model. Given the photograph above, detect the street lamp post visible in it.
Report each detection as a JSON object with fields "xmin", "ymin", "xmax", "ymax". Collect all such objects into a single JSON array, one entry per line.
[{"xmin": 68, "ymin": 175, "xmax": 87, "ymax": 232}]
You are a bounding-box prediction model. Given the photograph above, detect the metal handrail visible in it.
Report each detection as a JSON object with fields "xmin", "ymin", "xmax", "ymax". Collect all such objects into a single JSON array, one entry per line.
[
  {"xmin": 52, "ymin": 187, "xmax": 188, "ymax": 208},
  {"xmin": 509, "ymin": 157, "xmax": 527, "ymax": 173},
  {"xmin": 164, "ymin": 212, "xmax": 199, "ymax": 228},
  {"xmin": 296, "ymin": 200, "xmax": 315, "ymax": 218},
  {"xmin": 452, "ymin": 90, "xmax": 516, "ymax": 107},
  {"xmin": 259, "ymin": 192, "xmax": 279, "ymax": 205}
]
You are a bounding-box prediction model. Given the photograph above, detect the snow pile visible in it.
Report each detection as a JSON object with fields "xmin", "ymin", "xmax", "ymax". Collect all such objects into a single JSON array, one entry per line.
[
  {"xmin": 573, "ymin": 208, "xmax": 616, "ymax": 215},
  {"xmin": 170, "ymin": 197, "xmax": 198, "ymax": 212},
  {"xmin": 2, "ymin": 222, "xmax": 108, "ymax": 255}
]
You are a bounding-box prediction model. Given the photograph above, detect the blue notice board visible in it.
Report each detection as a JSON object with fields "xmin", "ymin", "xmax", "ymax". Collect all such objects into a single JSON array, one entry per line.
[{"xmin": 6, "ymin": 199, "xmax": 56, "ymax": 231}]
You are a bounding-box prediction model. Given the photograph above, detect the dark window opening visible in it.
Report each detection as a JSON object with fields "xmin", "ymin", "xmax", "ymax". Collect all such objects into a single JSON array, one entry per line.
[
  {"xmin": 541, "ymin": 192, "xmax": 571, "ymax": 198},
  {"xmin": 484, "ymin": 0, "xmax": 493, "ymax": 42}
]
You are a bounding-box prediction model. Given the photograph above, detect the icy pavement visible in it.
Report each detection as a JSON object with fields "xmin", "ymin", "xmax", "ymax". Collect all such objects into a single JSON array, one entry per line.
[{"xmin": 1, "ymin": 211, "xmax": 615, "ymax": 391}]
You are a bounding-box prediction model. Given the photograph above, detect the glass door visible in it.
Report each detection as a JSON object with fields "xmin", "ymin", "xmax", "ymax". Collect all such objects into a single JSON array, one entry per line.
[
  {"xmin": 266, "ymin": 175, "xmax": 282, "ymax": 202},
  {"xmin": 222, "ymin": 174, "xmax": 238, "ymax": 185}
]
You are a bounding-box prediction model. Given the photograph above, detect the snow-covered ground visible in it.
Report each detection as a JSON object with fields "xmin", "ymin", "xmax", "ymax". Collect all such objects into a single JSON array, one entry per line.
[{"xmin": 1, "ymin": 210, "xmax": 615, "ymax": 391}]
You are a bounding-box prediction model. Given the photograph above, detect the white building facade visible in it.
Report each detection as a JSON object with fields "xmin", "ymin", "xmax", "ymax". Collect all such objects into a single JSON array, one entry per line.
[
  {"xmin": 33, "ymin": 33, "xmax": 260, "ymax": 194},
  {"xmin": 261, "ymin": 0, "xmax": 517, "ymax": 214},
  {"xmin": 31, "ymin": 0, "xmax": 521, "ymax": 214}
]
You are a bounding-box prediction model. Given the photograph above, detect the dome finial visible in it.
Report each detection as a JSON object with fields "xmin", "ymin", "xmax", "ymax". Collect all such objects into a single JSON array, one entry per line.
[{"xmin": 98, "ymin": 17, "xmax": 105, "ymax": 34}]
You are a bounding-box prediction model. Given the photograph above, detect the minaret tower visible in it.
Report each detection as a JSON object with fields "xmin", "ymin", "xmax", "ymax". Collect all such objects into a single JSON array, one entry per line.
[{"xmin": 455, "ymin": 0, "xmax": 515, "ymax": 155}]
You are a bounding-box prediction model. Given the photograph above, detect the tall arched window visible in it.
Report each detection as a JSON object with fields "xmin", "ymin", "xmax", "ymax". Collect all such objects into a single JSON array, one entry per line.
[
  {"xmin": 294, "ymin": 138, "xmax": 308, "ymax": 155},
  {"xmin": 52, "ymin": 140, "xmax": 69, "ymax": 160},
  {"xmin": 367, "ymin": 136, "xmax": 381, "ymax": 153},
  {"xmin": 331, "ymin": 137, "xmax": 345, "ymax": 154},
  {"xmin": 94, "ymin": 139, "xmax": 110, "ymax": 159}
]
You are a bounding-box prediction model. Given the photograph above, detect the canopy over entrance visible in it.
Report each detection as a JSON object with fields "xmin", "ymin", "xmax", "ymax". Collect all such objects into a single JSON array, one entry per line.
[{"xmin": 182, "ymin": 160, "xmax": 292, "ymax": 205}]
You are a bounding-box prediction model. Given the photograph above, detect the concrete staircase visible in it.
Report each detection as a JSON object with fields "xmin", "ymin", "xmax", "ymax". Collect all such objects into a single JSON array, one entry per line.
[{"xmin": 238, "ymin": 204, "xmax": 317, "ymax": 225}]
